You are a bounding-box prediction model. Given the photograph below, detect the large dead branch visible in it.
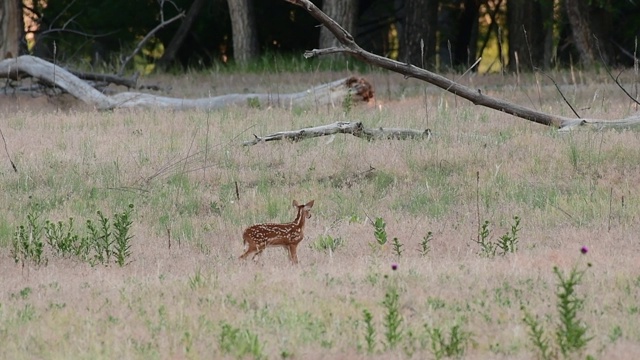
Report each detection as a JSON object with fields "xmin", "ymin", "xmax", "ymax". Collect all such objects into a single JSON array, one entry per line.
[
  {"xmin": 285, "ymin": 0, "xmax": 640, "ymax": 130},
  {"xmin": 242, "ymin": 121, "xmax": 431, "ymax": 146},
  {"xmin": 0, "ymin": 55, "xmax": 373, "ymax": 110},
  {"xmin": 68, "ymin": 69, "xmax": 139, "ymax": 88}
]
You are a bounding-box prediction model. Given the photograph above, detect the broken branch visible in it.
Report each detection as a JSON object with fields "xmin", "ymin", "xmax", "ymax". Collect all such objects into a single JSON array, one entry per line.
[{"xmin": 242, "ymin": 121, "xmax": 431, "ymax": 146}]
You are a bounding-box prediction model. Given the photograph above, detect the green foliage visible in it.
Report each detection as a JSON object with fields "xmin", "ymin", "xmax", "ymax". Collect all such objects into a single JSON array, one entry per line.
[
  {"xmin": 474, "ymin": 216, "xmax": 521, "ymax": 258},
  {"xmin": 311, "ymin": 235, "xmax": 344, "ymax": 254},
  {"xmin": 426, "ymin": 324, "xmax": 472, "ymax": 360},
  {"xmin": 188, "ymin": 268, "xmax": 206, "ymax": 290},
  {"xmin": 553, "ymin": 266, "xmax": 592, "ymax": 357},
  {"xmin": 522, "ymin": 264, "xmax": 593, "ymax": 359},
  {"xmin": 11, "ymin": 211, "xmax": 46, "ymax": 267},
  {"xmin": 475, "ymin": 220, "xmax": 496, "ymax": 258},
  {"xmin": 13, "ymin": 205, "xmax": 135, "ymax": 267},
  {"xmin": 44, "ymin": 218, "xmax": 81, "ymax": 257},
  {"xmin": 362, "ymin": 309, "xmax": 376, "ymax": 354},
  {"xmin": 391, "ymin": 237, "xmax": 404, "ymax": 257},
  {"xmin": 418, "ymin": 231, "xmax": 433, "ymax": 256},
  {"xmin": 373, "ymin": 217, "xmax": 388, "ymax": 246},
  {"xmin": 496, "ymin": 216, "xmax": 520, "ymax": 255},
  {"xmin": 342, "ymin": 92, "xmax": 354, "ymax": 114},
  {"xmin": 523, "ymin": 310, "xmax": 552, "ymax": 360},
  {"xmin": 219, "ymin": 322, "xmax": 264, "ymax": 359},
  {"xmin": 113, "ymin": 204, "xmax": 135, "ymax": 267},
  {"xmin": 92, "ymin": 211, "xmax": 114, "ymax": 264},
  {"xmin": 382, "ymin": 286, "xmax": 403, "ymax": 350}
]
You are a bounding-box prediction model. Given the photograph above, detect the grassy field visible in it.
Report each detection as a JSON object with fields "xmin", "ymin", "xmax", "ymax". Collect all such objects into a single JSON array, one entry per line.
[{"xmin": 1, "ymin": 69, "xmax": 640, "ymax": 359}]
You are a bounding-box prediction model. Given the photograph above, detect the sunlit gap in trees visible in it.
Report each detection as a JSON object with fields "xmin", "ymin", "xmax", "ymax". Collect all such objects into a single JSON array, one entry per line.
[{"xmin": 23, "ymin": 0, "xmax": 47, "ymax": 51}]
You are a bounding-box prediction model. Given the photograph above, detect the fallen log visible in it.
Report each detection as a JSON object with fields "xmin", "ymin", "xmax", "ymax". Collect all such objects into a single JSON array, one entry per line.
[
  {"xmin": 242, "ymin": 121, "xmax": 431, "ymax": 146},
  {"xmin": 0, "ymin": 55, "xmax": 374, "ymax": 110}
]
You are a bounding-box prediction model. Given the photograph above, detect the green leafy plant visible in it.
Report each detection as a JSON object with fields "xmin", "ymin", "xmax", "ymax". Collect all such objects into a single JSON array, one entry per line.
[
  {"xmin": 497, "ymin": 216, "xmax": 520, "ymax": 255},
  {"xmin": 554, "ymin": 265, "xmax": 592, "ymax": 357},
  {"xmin": 475, "ymin": 220, "xmax": 496, "ymax": 258},
  {"xmin": 94, "ymin": 210, "xmax": 114, "ymax": 264},
  {"xmin": 373, "ymin": 217, "xmax": 388, "ymax": 246},
  {"xmin": 474, "ymin": 216, "xmax": 521, "ymax": 258},
  {"xmin": 523, "ymin": 310, "xmax": 552, "ymax": 360},
  {"xmin": 418, "ymin": 231, "xmax": 433, "ymax": 256},
  {"xmin": 219, "ymin": 322, "xmax": 264, "ymax": 359},
  {"xmin": 188, "ymin": 268, "xmax": 206, "ymax": 290},
  {"xmin": 382, "ymin": 286, "xmax": 403, "ymax": 350},
  {"xmin": 522, "ymin": 263, "xmax": 593, "ymax": 359},
  {"xmin": 44, "ymin": 218, "xmax": 76, "ymax": 256},
  {"xmin": 362, "ymin": 308, "xmax": 376, "ymax": 354},
  {"xmin": 113, "ymin": 204, "xmax": 135, "ymax": 267},
  {"xmin": 12, "ymin": 204, "xmax": 134, "ymax": 267},
  {"xmin": 311, "ymin": 235, "xmax": 344, "ymax": 254},
  {"xmin": 11, "ymin": 212, "xmax": 46, "ymax": 266},
  {"xmin": 391, "ymin": 237, "xmax": 404, "ymax": 257},
  {"xmin": 342, "ymin": 92, "xmax": 354, "ymax": 114},
  {"xmin": 426, "ymin": 324, "xmax": 472, "ymax": 360}
]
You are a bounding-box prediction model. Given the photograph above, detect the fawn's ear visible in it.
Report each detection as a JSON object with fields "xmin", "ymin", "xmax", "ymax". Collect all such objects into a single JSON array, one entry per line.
[
  {"xmin": 305, "ymin": 200, "xmax": 314, "ymax": 208},
  {"xmin": 293, "ymin": 200, "xmax": 300, "ymax": 207}
]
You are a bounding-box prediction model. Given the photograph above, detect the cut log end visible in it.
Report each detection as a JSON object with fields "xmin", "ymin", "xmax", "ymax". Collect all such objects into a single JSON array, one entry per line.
[{"xmin": 346, "ymin": 76, "xmax": 374, "ymax": 102}]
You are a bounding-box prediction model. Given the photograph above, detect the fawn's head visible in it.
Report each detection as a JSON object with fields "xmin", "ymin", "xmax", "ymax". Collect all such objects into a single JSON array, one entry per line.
[{"xmin": 293, "ymin": 200, "xmax": 314, "ymax": 222}]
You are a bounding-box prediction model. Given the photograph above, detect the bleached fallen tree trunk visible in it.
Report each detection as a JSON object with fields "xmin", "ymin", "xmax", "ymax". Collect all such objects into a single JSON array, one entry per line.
[
  {"xmin": 0, "ymin": 55, "xmax": 374, "ymax": 110},
  {"xmin": 243, "ymin": 121, "xmax": 432, "ymax": 146},
  {"xmin": 285, "ymin": 0, "xmax": 640, "ymax": 131}
]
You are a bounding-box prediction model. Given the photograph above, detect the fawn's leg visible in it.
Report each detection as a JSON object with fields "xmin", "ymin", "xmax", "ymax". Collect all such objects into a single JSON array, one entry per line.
[
  {"xmin": 288, "ymin": 244, "xmax": 299, "ymax": 264},
  {"xmin": 239, "ymin": 237, "xmax": 257, "ymax": 260},
  {"xmin": 239, "ymin": 247, "xmax": 256, "ymax": 260}
]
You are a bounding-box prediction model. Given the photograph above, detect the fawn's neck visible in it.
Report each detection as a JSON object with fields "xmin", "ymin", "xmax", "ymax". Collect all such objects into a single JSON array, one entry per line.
[{"xmin": 292, "ymin": 208, "xmax": 306, "ymax": 228}]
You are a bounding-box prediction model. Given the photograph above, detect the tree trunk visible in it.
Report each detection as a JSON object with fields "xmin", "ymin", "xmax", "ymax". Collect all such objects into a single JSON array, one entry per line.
[
  {"xmin": 227, "ymin": 0, "xmax": 259, "ymax": 66},
  {"xmin": 319, "ymin": 0, "xmax": 358, "ymax": 50},
  {"xmin": 438, "ymin": 0, "xmax": 480, "ymax": 69},
  {"xmin": 507, "ymin": 0, "xmax": 547, "ymax": 71},
  {"xmin": 0, "ymin": 0, "xmax": 24, "ymax": 58},
  {"xmin": 157, "ymin": 0, "xmax": 207, "ymax": 69},
  {"xmin": 401, "ymin": 0, "xmax": 438, "ymax": 69},
  {"xmin": 564, "ymin": 0, "xmax": 596, "ymax": 67}
]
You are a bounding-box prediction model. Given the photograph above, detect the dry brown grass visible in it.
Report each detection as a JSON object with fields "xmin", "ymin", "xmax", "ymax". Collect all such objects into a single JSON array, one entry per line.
[{"xmin": 1, "ymin": 69, "xmax": 640, "ymax": 359}]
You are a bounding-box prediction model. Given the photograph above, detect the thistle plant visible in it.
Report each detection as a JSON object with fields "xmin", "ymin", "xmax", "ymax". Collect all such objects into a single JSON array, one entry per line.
[
  {"xmin": 382, "ymin": 286, "xmax": 403, "ymax": 349},
  {"xmin": 362, "ymin": 309, "xmax": 376, "ymax": 354},
  {"xmin": 554, "ymin": 265, "xmax": 592, "ymax": 357},
  {"xmin": 113, "ymin": 204, "xmax": 134, "ymax": 267},
  {"xmin": 522, "ymin": 248, "xmax": 593, "ymax": 359},
  {"xmin": 391, "ymin": 237, "xmax": 404, "ymax": 257},
  {"xmin": 475, "ymin": 220, "xmax": 496, "ymax": 258},
  {"xmin": 497, "ymin": 216, "xmax": 520, "ymax": 255},
  {"xmin": 474, "ymin": 216, "xmax": 521, "ymax": 258},
  {"xmin": 418, "ymin": 231, "xmax": 433, "ymax": 256}
]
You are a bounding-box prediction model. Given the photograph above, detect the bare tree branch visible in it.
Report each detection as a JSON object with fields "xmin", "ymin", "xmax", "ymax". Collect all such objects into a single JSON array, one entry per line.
[
  {"xmin": 242, "ymin": 121, "xmax": 431, "ymax": 146},
  {"xmin": 595, "ymin": 36, "xmax": 640, "ymax": 106},
  {"xmin": 285, "ymin": 0, "xmax": 640, "ymax": 130},
  {"xmin": 117, "ymin": 11, "xmax": 185, "ymax": 76},
  {"xmin": 536, "ymin": 69, "xmax": 581, "ymax": 118}
]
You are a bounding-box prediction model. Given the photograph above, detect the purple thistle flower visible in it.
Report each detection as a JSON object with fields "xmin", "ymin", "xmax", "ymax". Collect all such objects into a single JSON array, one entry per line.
[
  {"xmin": 580, "ymin": 246, "xmax": 588, "ymax": 254},
  {"xmin": 391, "ymin": 263, "xmax": 398, "ymax": 271}
]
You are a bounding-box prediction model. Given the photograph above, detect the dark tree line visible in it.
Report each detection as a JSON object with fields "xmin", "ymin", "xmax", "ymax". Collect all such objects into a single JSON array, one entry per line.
[{"xmin": 2, "ymin": 0, "xmax": 639, "ymax": 73}]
